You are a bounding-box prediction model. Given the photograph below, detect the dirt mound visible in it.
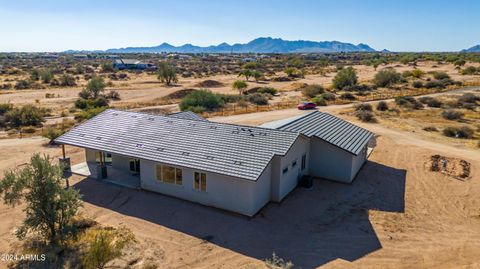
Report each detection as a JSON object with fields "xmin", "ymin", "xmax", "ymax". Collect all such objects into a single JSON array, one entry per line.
[
  {"xmin": 194, "ymin": 80, "xmax": 224, "ymax": 88},
  {"xmin": 428, "ymin": 155, "xmax": 471, "ymax": 180},
  {"xmin": 163, "ymin": 89, "xmax": 197, "ymax": 100}
]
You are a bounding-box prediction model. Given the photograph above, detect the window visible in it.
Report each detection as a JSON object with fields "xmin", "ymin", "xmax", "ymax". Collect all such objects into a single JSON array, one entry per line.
[
  {"xmin": 156, "ymin": 165, "xmax": 183, "ymax": 185},
  {"xmin": 301, "ymin": 154, "xmax": 307, "ymax": 171},
  {"xmin": 194, "ymin": 172, "xmax": 207, "ymax": 191},
  {"xmin": 282, "ymin": 167, "xmax": 289, "ymax": 174},
  {"xmin": 292, "ymin": 159, "xmax": 297, "ymax": 168}
]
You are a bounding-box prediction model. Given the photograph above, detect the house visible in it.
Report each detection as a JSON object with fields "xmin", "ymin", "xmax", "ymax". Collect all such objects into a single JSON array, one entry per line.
[
  {"xmin": 55, "ymin": 109, "xmax": 374, "ymax": 216},
  {"xmin": 112, "ymin": 59, "xmax": 156, "ymax": 70}
]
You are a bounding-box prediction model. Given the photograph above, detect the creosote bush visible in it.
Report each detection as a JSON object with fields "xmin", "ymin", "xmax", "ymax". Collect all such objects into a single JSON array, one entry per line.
[
  {"xmin": 443, "ymin": 126, "xmax": 474, "ymax": 138},
  {"xmin": 301, "ymin": 84, "xmax": 324, "ymax": 98},
  {"xmin": 441, "ymin": 109, "xmax": 464, "ymax": 120},
  {"xmin": 376, "ymin": 101, "xmax": 389, "ymax": 111},
  {"xmin": 354, "ymin": 103, "xmax": 373, "ymax": 112},
  {"xmin": 374, "ymin": 69, "xmax": 402, "ymax": 87},
  {"xmin": 355, "ymin": 110, "xmax": 377, "ymax": 123},
  {"xmin": 180, "ymin": 89, "xmax": 224, "ymax": 112}
]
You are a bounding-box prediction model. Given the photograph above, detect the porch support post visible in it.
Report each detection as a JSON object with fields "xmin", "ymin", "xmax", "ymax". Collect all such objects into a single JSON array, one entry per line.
[
  {"xmin": 62, "ymin": 144, "xmax": 66, "ymax": 159},
  {"xmin": 58, "ymin": 144, "xmax": 71, "ymax": 172}
]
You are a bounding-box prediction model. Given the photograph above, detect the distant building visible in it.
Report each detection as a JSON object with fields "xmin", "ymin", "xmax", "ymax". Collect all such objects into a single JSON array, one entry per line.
[{"xmin": 113, "ymin": 59, "xmax": 156, "ymax": 70}]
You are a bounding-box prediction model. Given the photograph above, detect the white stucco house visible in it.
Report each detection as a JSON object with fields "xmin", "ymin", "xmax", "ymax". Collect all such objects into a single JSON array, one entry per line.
[{"xmin": 55, "ymin": 109, "xmax": 374, "ymax": 216}]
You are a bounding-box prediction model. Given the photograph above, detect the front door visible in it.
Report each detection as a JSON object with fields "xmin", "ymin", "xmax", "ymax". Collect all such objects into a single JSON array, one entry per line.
[{"xmin": 129, "ymin": 159, "xmax": 140, "ymax": 174}]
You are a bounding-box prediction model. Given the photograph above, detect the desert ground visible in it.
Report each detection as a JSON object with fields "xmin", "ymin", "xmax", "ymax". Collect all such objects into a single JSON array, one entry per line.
[
  {"xmin": 1, "ymin": 61, "xmax": 479, "ymax": 115},
  {"xmin": 1, "ymin": 94, "xmax": 479, "ymax": 268}
]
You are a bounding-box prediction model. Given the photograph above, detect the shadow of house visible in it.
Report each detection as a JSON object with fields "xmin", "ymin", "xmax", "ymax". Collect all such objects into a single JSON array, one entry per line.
[{"xmin": 73, "ymin": 161, "xmax": 405, "ymax": 268}]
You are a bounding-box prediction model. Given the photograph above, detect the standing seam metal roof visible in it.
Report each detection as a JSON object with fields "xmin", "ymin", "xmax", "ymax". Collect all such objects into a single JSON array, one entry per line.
[
  {"xmin": 55, "ymin": 109, "xmax": 300, "ymax": 181},
  {"xmin": 276, "ymin": 111, "xmax": 373, "ymax": 155},
  {"xmin": 167, "ymin": 111, "xmax": 207, "ymax": 121}
]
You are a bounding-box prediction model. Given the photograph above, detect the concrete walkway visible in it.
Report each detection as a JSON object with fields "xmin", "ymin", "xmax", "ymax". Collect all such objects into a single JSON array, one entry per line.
[{"xmin": 71, "ymin": 162, "xmax": 141, "ymax": 189}]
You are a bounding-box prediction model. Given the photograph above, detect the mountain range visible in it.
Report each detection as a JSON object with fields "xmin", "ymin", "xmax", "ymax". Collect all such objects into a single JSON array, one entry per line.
[
  {"xmin": 462, "ymin": 45, "xmax": 480, "ymax": 52},
  {"xmin": 102, "ymin": 37, "xmax": 376, "ymax": 54}
]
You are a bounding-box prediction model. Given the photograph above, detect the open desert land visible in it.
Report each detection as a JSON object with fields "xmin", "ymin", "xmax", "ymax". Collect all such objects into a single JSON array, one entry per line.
[
  {"xmin": 1, "ymin": 61, "xmax": 480, "ymax": 116},
  {"xmin": 1, "ymin": 85, "xmax": 480, "ymax": 268}
]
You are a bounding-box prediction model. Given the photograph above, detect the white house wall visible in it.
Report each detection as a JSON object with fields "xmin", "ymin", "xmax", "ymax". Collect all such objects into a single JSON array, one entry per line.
[
  {"xmin": 140, "ymin": 159, "xmax": 272, "ymax": 216},
  {"xmin": 273, "ymin": 136, "xmax": 310, "ymax": 202},
  {"xmin": 350, "ymin": 145, "xmax": 367, "ymax": 182},
  {"xmin": 309, "ymin": 138, "xmax": 354, "ymax": 183}
]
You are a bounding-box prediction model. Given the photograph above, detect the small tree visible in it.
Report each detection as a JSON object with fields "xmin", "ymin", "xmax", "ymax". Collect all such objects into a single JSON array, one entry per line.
[
  {"xmin": 251, "ymin": 70, "xmax": 263, "ymax": 82},
  {"xmin": 232, "ymin": 80, "xmax": 248, "ymax": 95},
  {"xmin": 332, "ymin": 67, "xmax": 357, "ymax": 90},
  {"xmin": 157, "ymin": 62, "xmax": 178, "ymax": 85},
  {"xmin": 236, "ymin": 69, "xmax": 252, "ymax": 81},
  {"xmin": 0, "ymin": 154, "xmax": 82, "ymax": 244},
  {"xmin": 59, "ymin": 74, "xmax": 77, "ymax": 86},
  {"xmin": 39, "ymin": 69, "xmax": 54, "ymax": 84},
  {"xmin": 85, "ymin": 76, "xmax": 106, "ymax": 99}
]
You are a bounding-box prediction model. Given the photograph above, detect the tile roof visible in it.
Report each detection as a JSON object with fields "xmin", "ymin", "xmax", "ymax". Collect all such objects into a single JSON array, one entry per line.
[
  {"xmin": 167, "ymin": 111, "xmax": 206, "ymax": 121},
  {"xmin": 55, "ymin": 109, "xmax": 300, "ymax": 181},
  {"xmin": 274, "ymin": 111, "xmax": 373, "ymax": 155}
]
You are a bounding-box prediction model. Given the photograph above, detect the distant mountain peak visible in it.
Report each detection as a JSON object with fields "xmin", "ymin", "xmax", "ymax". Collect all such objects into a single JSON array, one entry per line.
[
  {"xmin": 102, "ymin": 37, "xmax": 377, "ymax": 54},
  {"xmin": 462, "ymin": 45, "xmax": 480, "ymax": 52}
]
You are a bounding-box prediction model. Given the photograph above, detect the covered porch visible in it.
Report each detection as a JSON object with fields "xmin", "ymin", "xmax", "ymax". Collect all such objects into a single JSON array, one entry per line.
[
  {"xmin": 59, "ymin": 144, "xmax": 141, "ymax": 189},
  {"xmin": 70, "ymin": 162, "xmax": 141, "ymax": 189}
]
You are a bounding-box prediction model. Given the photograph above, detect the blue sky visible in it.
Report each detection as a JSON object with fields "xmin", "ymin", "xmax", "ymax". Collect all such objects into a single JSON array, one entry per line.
[{"xmin": 0, "ymin": 0, "xmax": 479, "ymax": 52}]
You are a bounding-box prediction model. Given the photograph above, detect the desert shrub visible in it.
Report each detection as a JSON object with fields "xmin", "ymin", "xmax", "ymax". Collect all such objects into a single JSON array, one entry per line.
[
  {"xmin": 75, "ymin": 97, "xmax": 109, "ymax": 110},
  {"xmin": 232, "ymin": 80, "xmax": 248, "ymax": 95},
  {"xmin": 354, "ymin": 103, "xmax": 373, "ymax": 112},
  {"xmin": 432, "ymin": 71, "xmax": 450, "ymax": 80},
  {"xmin": 247, "ymin": 93, "xmax": 269, "ymax": 105},
  {"xmin": 423, "ymin": 126, "xmax": 438, "ymax": 132},
  {"xmin": 344, "ymin": 84, "xmax": 373, "ymax": 92},
  {"xmin": 180, "ymin": 89, "xmax": 224, "ymax": 111},
  {"xmin": 355, "ymin": 110, "xmax": 377, "ymax": 123},
  {"xmin": 59, "ymin": 74, "xmax": 76, "ymax": 86},
  {"xmin": 265, "ymin": 252, "xmax": 294, "ymax": 269},
  {"xmin": 376, "ymin": 101, "xmax": 389, "ymax": 111},
  {"xmin": 75, "ymin": 107, "xmax": 107, "ymax": 121},
  {"xmin": 85, "ymin": 76, "xmax": 106, "ymax": 98},
  {"xmin": 374, "ymin": 69, "xmax": 402, "ymax": 87},
  {"xmin": 257, "ymin": 87, "xmax": 278, "ymax": 95},
  {"xmin": 424, "ymin": 80, "xmax": 445, "ymax": 89},
  {"xmin": 443, "ymin": 126, "xmax": 474, "ymax": 138},
  {"xmin": 101, "ymin": 62, "xmax": 115, "ymax": 73},
  {"xmin": 332, "ymin": 67, "xmax": 357, "ymax": 90},
  {"xmin": 0, "ymin": 103, "xmax": 13, "ymax": 115},
  {"xmin": 218, "ymin": 94, "xmax": 243, "ymax": 103},
  {"xmin": 321, "ymin": 92, "xmax": 336, "ymax": 101},
  {"xmin": 311, "ymin": 96, "xmax": 327, "ymax": 106},
  {"xmin": 461, "ymin": 66, "xmax": 478, "ymax": 75},
  {"xmin": 412, "ymin": 80, "xmax": 423, "ymax": 88},
  {"xmin": 458, "ymin": 93, "xmax": 479, "ymax": 104},
  {"xmin": 5, "ymin": 105, "xmax": 45, "ymax": 127},
  {"xmin": 15, "ymin": 80, "xmax": 30, "ymax": 89},
  {"xmin": 395, "ymin": 96, "xmax": 423, "ymax": 109},
  {"xmin": 104, "ymin": 90, "xmax": 121, "ymax": 100},
  {"xmin": 340, "ymin": 92, "xmax": 356, "ymax": 100},
  {"xmin": 42, "ymin": 126, "xmax": 66, "ymax": 144},
  {"xmin": 39, "ymin": 69, "xmax": 54, "ymax": 83},
  {"xmin": 82, "ymin": 227, "xmax": 135, "ymax": 269},
  {"xmin": 418, "ymin": 96, "xmax": 442, "ymax": 107},
  {"xmin": 157, "ymin": 62, "xmax": 178, "ymax": 85},
  {"xmin": 441, "ymin": 109, "xmax": 464, "ymax": 120},
  {"xmin": 301, "ymin": 84, "xmax": 324, "ymax": 98}
]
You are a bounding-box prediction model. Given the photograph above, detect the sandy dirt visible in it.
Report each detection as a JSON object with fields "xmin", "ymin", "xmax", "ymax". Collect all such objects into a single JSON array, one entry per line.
[{"xmin": 1, "ymin": 99, "xmax": 480, "ymax": 268}]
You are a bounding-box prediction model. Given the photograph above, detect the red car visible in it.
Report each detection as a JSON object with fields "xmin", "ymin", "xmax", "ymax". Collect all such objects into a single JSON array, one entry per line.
[{"xmin": 297, "ymin": 102, "xmax": 317, "ymax": 110}]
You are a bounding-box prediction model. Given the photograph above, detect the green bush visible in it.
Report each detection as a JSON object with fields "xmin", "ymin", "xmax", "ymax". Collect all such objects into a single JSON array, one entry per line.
[
  {"xmin": 395, "ymin": 96, "xmax": 423, "ymax": 109},
  {"xmin": 355, "ymin": 110, "xmax": 377, "ymax": 123},
  {"xmin": 443, "ymin": 126, "xmax": 474, "ymax": 138},
  {"xmin": 257, "ymin": 87, "xmax": 278, "ymax": 95},
  {"xmin": 42, "ymin": 126, "xmax": 66, "ymax": 144},
  {"xmin": 59, "ymin": 74, "xmax": 76, "ymax": 86},
  {"xmin": 374, "ymin": 69, "xmax": 402, "ymax": 87},
  {"xmin": 321, "ymin": 92, "xmax": 336, "ymax": 101},
  {"xmin": 461, "ymin": 66, "xmax": 478, "ymax": 75},
  {"xmin": 424, "ymin": 80, "xmax": 445, "ymax": 89},
  {"xmin": 0, "ymin": 103, "xmax": 13, "ymax": 115},
  {"xmin": 5, "ymin": 105, "xmax": 45, "ymax": 127},
  {"xmin": 15, "ymin": 80, "xmax": 30, "ymax": 90},
  {"xmin": 247, "ymin": 93, "xmax": 269, "ymax": 105},
  {"xmin": 311, "ymin": 96, "xmax": 327, "ymax": 106},
  {"xmin": 376, "ymin": 101, "xmax": 389, "ymax": 111},
  {"xmin": 75, "ymin": 107, "xmax": 107, "ymax": 121},
  {"xmin": 412, "ymin": 80, "xmax": 423, "ymax": 88},
  {"xmin": 354, "ymin": 103, "xmax": 373, "ymax": 112},
  {"xmin": 180, "ymin": 89, "xmax": 224, "ymax": 111},
  {"xmin": 301, "ymin": 84, "xmax": 324, "ymax": 98},
  {"xmin": 441, "ymin": 109, "xmax": 464, "ymax": 120},
  {"xmin": 340, "ymin": 92, "xmax": 356, "ymax": 100},
  {"xmin": 432, "ymin": 71, "xmax": 450, "ymax": 80},
  {"xmin": 332, "ymin": 67, "xmax": 357, "ymax": 90},
  {"xmin": 418, "ymin": 96, "xmax": 442, "ymax": 107}
]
